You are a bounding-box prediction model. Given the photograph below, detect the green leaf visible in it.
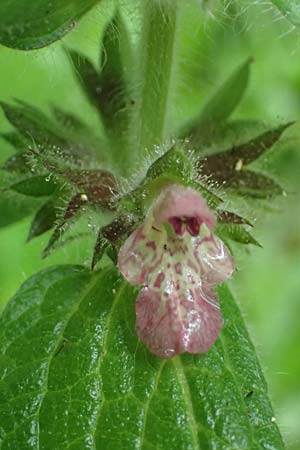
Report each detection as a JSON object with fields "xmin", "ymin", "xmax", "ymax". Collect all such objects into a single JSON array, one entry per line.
[
  {"xmin": 1, "ymin": 152, "xmax": 30, "ymax": 173},
  {"xmin": 228, "ymin": 122, "xmax": 294, "ymax": 166},
  {"xmin": 0, "ymin": 131, "xmax": 29, "ymax": 150},
  {"xmin": 60, "ymin": 168, "xmax": 118, "ymax": 207},
  {"xmin": 183, "ymin": 119, "xmax": 266, "ymax": 155},
  {"xmin": 68, "ymin": 50, "xmax": 101, "ymax": 109},
  {"xmin": 0, "ymin": 101, "xmax": 67, "ymax": 147},
  {"xmin": 200, "ymin": 58, "xmax": 252, "ymax": 123},
  {"xmin": 99, "ymin": 13, "xmax": 130, "ymax": 133},
  {"xmin": 0, "ymin": 266, "xmax": 284, "ymax": 449},
  {"xmin": 0, "ymin": 170, "xmax": 44, "ymax": 227},
  {"xmin": 120, "ymin": 145, "xmax": 196, "ymax": 215},
  {"xmin": 91, "ymin": 235, "xmax": 110, "ymax": 269},
  {"xmin": 146, "ymin": 146, "xmax": 193, "ymax": 183},
  {"xmin": 99, "ymin": 12, "xmax": 132, "ymax": 169},
  {"xmin": 216, "ymin": 223, "xmax": 262, "ymax": 247},
  {"xmin": 27, "ymin": 200, "xmax": 57, "ymax": 241},
  {"xmin": 42, "ymin": 168, "xmax": 119, "ymax": 257},
  {"xmin": 271, "ymin": 0, "xmax": 300, "ymax": 29},
  {"xmin": 26, "ymin": 146, "xmax": 118, "ymax": 207},
  {"xmin": 1, "ymin": 101, "xmax": 101, "ymax": 173},
  {"xmin": 9, "ymin": 175, "xmax": 58, "ymax": 197},
  {"xmin": 191, "ymin": 180, "xmax": 223, "ymax": 209},
  {"xmin": 52, "ymin": 106, "xmax": 89, "ymax": 133},
  {"xmin": 0, "ymin": 191, "xmax": 43, "ymax": 228},
  {"xmin": 0, "ymin": 0, "xmax": 100, "ymax": 50},
  {"xmin": 199, "ymin": 123, "xmax": 293, "ymax": 184},
  {"xmin": 42, "ymin": 193, "xmax": 88, "ymax": 257},
  {"xmin": 68, "ymin": 13, "xmax": 131, "ymax": 168},
  {"xmin": 182, "ymin": 58, "xmax": 252, "ymax": 139},
  {"xmin": 92, "ymin": 216, "xmax": 135, "ymax": 269},
  {"xmin": 228, "ymin": 170, "xmax": 284, "ymax": 198},
  {"xmin": 217, "ymin": 210, "xmax": 253, "ymax": 226}
]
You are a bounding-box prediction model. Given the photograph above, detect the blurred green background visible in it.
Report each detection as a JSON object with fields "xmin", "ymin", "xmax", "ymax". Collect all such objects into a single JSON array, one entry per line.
[{"xmin": 0, "ymin": 1, "xmax": 299, "ymax": 449}]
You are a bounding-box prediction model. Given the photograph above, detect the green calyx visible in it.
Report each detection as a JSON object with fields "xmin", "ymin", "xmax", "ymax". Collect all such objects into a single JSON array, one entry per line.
[{"xmin": 120, "ymin": 144, "xmax": 195, "ymax": 215}]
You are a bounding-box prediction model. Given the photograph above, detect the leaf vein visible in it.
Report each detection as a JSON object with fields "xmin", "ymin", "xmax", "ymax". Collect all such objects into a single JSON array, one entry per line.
[
  {"xmin": 90, "ymin": 280, "xmax": 127, "ymax": 450},
  {"xmin": 34, "ymin": 270, "xmax": 106, "ymax": 450},
  {"xmin": 173, "ymin": 356, "xmax": 201, "ymax": 450},
  {"xmin": 137, "ymin": 360, "xmax": 166, "ymax": 450}
]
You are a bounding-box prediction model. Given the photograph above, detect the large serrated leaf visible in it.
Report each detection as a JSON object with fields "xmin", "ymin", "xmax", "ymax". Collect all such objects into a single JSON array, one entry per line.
[
  {"xmin": 0, "ymin": 265, "xmax": 284, "ymax": 449},
  {"xmin": 0, "ymin": 0, "xmax": 100, "ymax": 50}
]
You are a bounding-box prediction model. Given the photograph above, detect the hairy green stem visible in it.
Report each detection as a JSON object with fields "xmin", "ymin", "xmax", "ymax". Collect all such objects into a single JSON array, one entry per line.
[{"xmin": 132, "ymin": 0, "xmax": 178, "ymax": 158}]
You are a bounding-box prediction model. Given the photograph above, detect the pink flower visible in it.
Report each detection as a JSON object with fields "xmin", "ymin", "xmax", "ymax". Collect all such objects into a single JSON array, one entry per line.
[{"xmin": 118, "ymin": 185, "xmax": 234, "ymax": 358}]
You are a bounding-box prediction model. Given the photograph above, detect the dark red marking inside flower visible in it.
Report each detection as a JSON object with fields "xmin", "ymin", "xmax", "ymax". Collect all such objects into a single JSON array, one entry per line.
[
  {"xmin": 175, "ymin": 262, "xmax": 182, "ymax": 275},
  {"xmin": 146, "ymin": 241, "xmax": 156, "ymax": 250},
  {"xmin": 168, "ymin": 217, "xmax": 184, "ymax": 235},
  {"xmin": 154, "ymin": 272, "xmax": 165, "ymax": 289},
  {"xmin": 186, "ymin": 216, "xmax": 201, "ymax": 236},
  {"xmin": 169, "ymin": 216, "xmax": 202, "ymax": 236}
]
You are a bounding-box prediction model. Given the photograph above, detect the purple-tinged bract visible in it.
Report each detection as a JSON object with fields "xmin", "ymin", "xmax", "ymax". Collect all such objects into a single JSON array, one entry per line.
[{"xmin": 118, "ymin": 184, "xmax": 234, "ymax": 358}]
